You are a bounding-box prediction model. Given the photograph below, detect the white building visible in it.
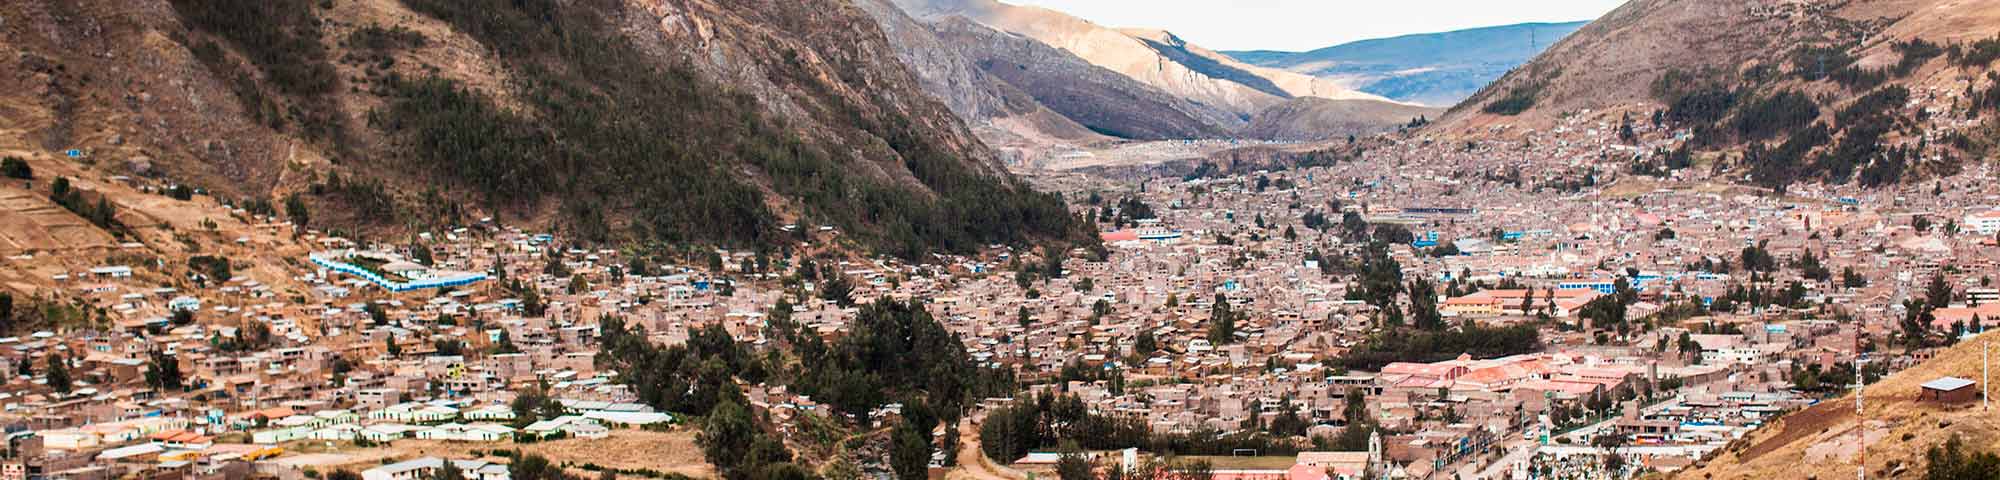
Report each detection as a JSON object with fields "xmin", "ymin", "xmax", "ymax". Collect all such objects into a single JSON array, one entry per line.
[
  {"xmin": 363, "ymin": 458, "xmax": 510, "ymax": 480},
  {"xmin": 1964, "ymin": 210, "xmax": 2000, "ymax": 235}
]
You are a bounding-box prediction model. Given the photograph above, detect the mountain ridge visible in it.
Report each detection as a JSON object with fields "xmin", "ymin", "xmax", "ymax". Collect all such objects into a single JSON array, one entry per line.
[
  {"xmin": 881, "ymin": 0, "xmax": 1430, "ymax": 143},
  {"xmin": 1436, "ymin": 0, "xmax": 2000, "ymax": 190},
  {"xmin": 0, "ymin": 0, "xmax": 1089, "ymax": 257},
  {"xmin": 1226, "ymin": 21, "xmax": 1589, "ymax": 106}
]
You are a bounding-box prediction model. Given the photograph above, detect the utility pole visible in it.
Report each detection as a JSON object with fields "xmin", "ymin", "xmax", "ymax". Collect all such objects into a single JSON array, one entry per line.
[
  {"xmin": 1984, "ymin": 338, "xmax": 1990, "ymax": 411},
  {"xmin": 1856, "ymin": 332, "xmax": 1867, "ymax": 480}
]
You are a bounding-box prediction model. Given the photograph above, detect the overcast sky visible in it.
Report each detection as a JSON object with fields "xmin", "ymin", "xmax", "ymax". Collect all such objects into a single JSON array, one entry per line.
[{"xmin": 999, "ymin": 0, "xmax": 1626, "ymax": 52}]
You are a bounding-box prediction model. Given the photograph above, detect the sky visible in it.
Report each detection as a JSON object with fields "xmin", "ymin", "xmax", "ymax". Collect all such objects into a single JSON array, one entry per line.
[{"xmin": 999, "ymin": 0, "xmax": 1626, "ymax": 52}]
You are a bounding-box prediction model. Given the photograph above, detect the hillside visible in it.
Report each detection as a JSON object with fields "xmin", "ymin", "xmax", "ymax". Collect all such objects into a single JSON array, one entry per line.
[
  {"xmin": 1437, "ymin": 0, "xmax": 2000, "ymax": 190},
  {"xmin": 921, "ymin": 16, "xmax": 1239, "ymax": 140},
  {"xmin": 1242, "ymin": 97, "xmax": 1442, "ymax": 142},
  {"xmin": 852, "ymin": 0, "xmax": 1111, "ymax": 161},
  {"xmin": 1675, "ymin": 333, "xmax": 2000, "ymax": 479},
  {"xmin": 1225, "ymin": 21, "xmax": 1589, "ymax": 106},
  {"xmin": 884, "ymin": 0, "xmax": 1426, "ymax": 142},
  {"xmin": 0, "ymin": 0, "xmax": 1087, "ymax": 259}
]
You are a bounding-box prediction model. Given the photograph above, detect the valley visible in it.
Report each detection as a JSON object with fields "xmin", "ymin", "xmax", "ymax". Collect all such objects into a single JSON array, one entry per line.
[{"xmin": 3, "ymin": 1, "xmax": 2000, "ymax": 480}]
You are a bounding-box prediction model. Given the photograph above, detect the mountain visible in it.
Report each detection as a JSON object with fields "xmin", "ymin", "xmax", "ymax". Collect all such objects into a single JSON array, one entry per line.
[
  {"xmin": 918, "ymin": 16, "xmax": 1241, "ymax": 140},
  {"xmin": 852, "ymin": 0, "xmax": 1112, "ymax": 160},
  {"xmin": 0, "ymin": 0, "xmax": 1087, "ymax": 257},
  {"xmin": 1226, "ymin": 21, "xmax": 1589, "ymax": 106},
  {"xmin": 1242, "ymin": 97, "xmax": 1440, "ymax": 142},
  {"xmin": 1438, "ymin": 0, "xmax": 2000, "ymax": 189},
  {"xmin": 1675, "ymin": 332, "xmax": 2000, "ymax": 479},
  {"xmin": 883, "ymin": 0, "xmax": 1430, "ymax": 141}
]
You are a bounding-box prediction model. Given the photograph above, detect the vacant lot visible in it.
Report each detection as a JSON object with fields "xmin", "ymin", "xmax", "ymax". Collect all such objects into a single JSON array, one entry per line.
[{"xmin": 308, "ymin": 429, "xmax": 716, "ymax": 479}]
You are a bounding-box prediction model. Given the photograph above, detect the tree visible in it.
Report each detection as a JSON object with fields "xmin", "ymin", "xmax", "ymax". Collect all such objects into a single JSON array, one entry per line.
[
  {"xmin": 754, "ymin": 464, "xmax": 813, "ymax": 480},
  {"xmin": 891, "ymin": 419, "xmax": 933, "ymax": 480},
  {"xmin": 0, "ymin": 157, "xmax": 31, "ymax": 179},
  {"xmin": 700, "ymin": 399, "xmax": 757, "ymax": 475},
  {"xmin": 1902, "ymin": 299, "xmax": 1936, "ymax": 350},
  {"xmin": 1056, "ymin": 441, "xmax": 1093, "ymax": 480},
  {"xmin": 145, "ymin": 350, "xmax": 184, "ymax": 391},
  {"xmin": 1044, "ymin": 250, "xmax": 1067, "ymax": 280},
  {"xmin": 1208, "ymin": 294, "xmax": 1236, "ymax": 344},
  {"xmin": 1327, "ymin": 388, "xmax": 1379, "ymax": 451},
  {"xmin": 491, "ymin": 331, "xmax": 522, "ymax": 354},
  {"xmin": 412, "ymin": 243, "xmax": 434, "ymax": 266},
  {"xmin": 509, "ymin": 453, "xmax": 565, "ymax": 480},
  {"xmin": 1927, "ymin": 272, "xmax": 1956, "ymax": 312},
  {"xmin": 1842, "ymin": 267, "xmax": 1869, "ymax": 289},
  {"xmin": 1408, "ymin": 278, "xmax": 1442, "ymax": 330},
  {"xmin": 820, "ymin": 274, "xmax": 854, "ymax": 307},
  {"xmin": 284, "ymin": 194, "xmax": 310, "ymax": 227},
  {"xmin": 171, "ymin": 308, "xmax": 195, "ymax": 326},
  {"xmin": 1923, "ymin": 434, "xmax": 2000, "ymax": 480},
  {"xmin": 365, "ymin": 303, "xmax": 390, "ymax": 326},
  {"xmin": 1519, "ymin": 287, "xmax": 1535, "ymax": 316},
  {"xmin": 1134, "ymin": 330, "xmax": 1158, "ymax": 356},
  {"xmin": 47, "ymin": 354, "xmax": 72, "ymax": 394},
  {"xmin": 1579, "ymin": 295, "xmax": 1627, "ymax": 332},
  {"xmin": 438, "ymin": 458, "xmax": 466, "ymax": 480}
]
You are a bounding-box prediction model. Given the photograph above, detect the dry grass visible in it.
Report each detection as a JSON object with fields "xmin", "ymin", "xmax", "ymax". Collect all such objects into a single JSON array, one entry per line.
[
  {"xmin": 1179, "ymin": 455, "xmax": 1300, "ymax": 470},
  {"xmin": 313, "ymin": 429, "xmax": 717, "ymax": 479},
  {"xmin": 1676, "ymin": 333, "xmax": 2000, "ymax": 479}
]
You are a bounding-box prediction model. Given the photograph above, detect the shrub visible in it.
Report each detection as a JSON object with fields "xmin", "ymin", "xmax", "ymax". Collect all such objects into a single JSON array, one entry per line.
[{"xmin": 1, "ymin": 157, "xmax": 30, "ymax": 179}]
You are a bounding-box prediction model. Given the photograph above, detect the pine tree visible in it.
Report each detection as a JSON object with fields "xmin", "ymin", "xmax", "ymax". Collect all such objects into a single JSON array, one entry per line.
[
  {"xmin": 47, "ymin": 354, "xmax": 73, "ymax": 393},
  {"xmin": 1208, "ymin": 294, "xmax": 1236, "ymax": 345}
]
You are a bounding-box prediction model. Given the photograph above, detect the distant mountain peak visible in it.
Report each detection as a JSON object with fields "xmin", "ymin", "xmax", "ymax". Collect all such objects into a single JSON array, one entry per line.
[{"xmin": 1224, "ymin": 21, "xmax": 1590, "ymax": 106}]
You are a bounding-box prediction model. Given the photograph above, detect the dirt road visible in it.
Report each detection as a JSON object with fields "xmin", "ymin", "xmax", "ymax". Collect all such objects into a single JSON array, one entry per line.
[{"xmin": 944, "ymin": 418, "xmax": 1028, "ymax": 480}]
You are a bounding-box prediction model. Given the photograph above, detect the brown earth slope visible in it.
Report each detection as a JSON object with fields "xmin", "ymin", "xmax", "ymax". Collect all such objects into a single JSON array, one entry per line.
[
  {"xmin": 884, "ymin": 0, "xmax": 1429, "ymax": 142},
  {"xmin": 1443, "ymin": 0, "xmax": 2000, "ymax": 132},
  {"xmin": 1436, "ymin": 0, "xmax": 2000, "ymax": 188},
  {"xmin": 1676, "ymin": 332, "xmax": 2000, "ymax": 479},
  {"xmin": 0, "ymin": 0, "xmax": 1084, "ymax": 256}
]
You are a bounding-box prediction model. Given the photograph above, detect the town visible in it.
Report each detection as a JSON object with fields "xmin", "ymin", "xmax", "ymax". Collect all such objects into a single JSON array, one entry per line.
[{"xmin": 4, "ymin": 92, "xmax": 1998, "ymax": 480}]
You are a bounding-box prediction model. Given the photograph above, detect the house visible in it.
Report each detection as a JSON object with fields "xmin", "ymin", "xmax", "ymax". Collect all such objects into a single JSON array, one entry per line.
[
  {"xmin": 414, "ymin": 423, "xmax": 515, "ymax": 442},
  {"xmin": 521, "ymin": 416, "xmax": 606, "ymax": 439},
  {"xmin": 1296, "ymin": 450, "xmax": 1374, "ymax": 479},
  {"xmin": 96, "ymin": 444, "xmax": 166, "ymax": 462},
  {"xmin": 1919, "ymin": 377, "xmax": 1979, "ymax": 404},
  {"xmin": 370, "ymin": 403, "xmax": 460, "ymax": 423},
  {"xmin": 90, "ymin": 266, "xmax": 134, "ymax": 278},
  {"xmin": 362, "ymin": 458, "xmax": 510, "ymax": 480},
  {"xmin": 360, "ymin": 424, "xmax": 423, "ymax": 442},
  {"xmin": 461, "ymin": 404, "xmax": 516, "ymax": 422}
]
